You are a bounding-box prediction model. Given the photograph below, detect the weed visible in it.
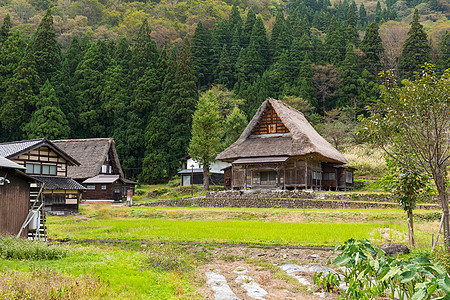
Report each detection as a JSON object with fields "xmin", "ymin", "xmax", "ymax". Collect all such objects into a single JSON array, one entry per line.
[
  {"xmin": 0, "ymin": 235, "xmax": 68, "ymax": 260},
  {"xmin": 143, "ymin": 243, "xmax": 195, "ymax": 272}
]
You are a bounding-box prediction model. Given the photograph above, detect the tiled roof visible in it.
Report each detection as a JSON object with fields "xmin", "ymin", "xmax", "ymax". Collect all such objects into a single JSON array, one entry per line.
[
  {"xmin": 33, "ymin": 176, "xmax": 86, "ymax": 190},
  {"xmin": 0, "ymin": 138, "xmax": 79, "ymax": 165},
  {"xmin": 83, "ymin": 174, "xmax": 120, "ymax": 184},
  {"xmin": 0, "ymin": 156, "xmax": 26, "ymax": 170},
  {"xmin": 0, "ymin": 138, "xmax": 44, "ymax": 158}
]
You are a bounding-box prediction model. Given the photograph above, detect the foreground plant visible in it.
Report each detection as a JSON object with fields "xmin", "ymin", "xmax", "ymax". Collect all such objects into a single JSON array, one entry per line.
[{"xmin": 314, "ymin": 238, "xmax": 450, "ymax": 299}]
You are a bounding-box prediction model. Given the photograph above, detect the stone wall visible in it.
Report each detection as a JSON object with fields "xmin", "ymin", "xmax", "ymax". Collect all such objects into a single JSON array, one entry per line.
[{"xmin": 138, "ymin": 190, "xmax": 439, "ymax": 210}]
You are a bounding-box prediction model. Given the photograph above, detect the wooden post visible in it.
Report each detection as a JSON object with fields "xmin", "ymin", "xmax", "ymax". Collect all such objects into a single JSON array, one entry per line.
[
  {"xmin": 283, "ymin": 166, "xmax": 286, "ymax": 190},
  {"xmin": 243, "ymin": 166, "xmax": 247, "ymax": 190},
  {"xmin": 305, "ymin": 160, "xmax": 308, "ymax": 190}
]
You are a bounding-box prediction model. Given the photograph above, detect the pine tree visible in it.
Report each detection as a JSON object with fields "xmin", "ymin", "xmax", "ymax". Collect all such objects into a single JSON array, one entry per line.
[
  {"xmin": 229, "ymin": 5, "xmax": 242, "ymax": 33},
  {"xmin": 337, "ymin": 43, "xmax": 360, "ymax": 108},
  {"xmin": 0, "ymin": 14, "xmax": 12, "ymax": 44},
  {"xmin": 0, "ymin": 56, "xmax": 40, "ymax": 139},
  {"xmin": 75, "ymin": 40, "xmax": 110, "ymax": 137},
  {"xmin": 271, "ymin": 11, "xmax": 291, "ymax": 61},
  {"xmin": 30, "ymin": 9, "xmax": 61, "ymax": 83},
  {"xmin": 131, "ymin": 20, "xmax": 158, "ymax": 83},
  {"xmin": 188, "ymin": 91, "xmax": 222, "ymax": 190},
  {"xmin": 250, "ymin": 16, "xmax": 269, "ymax": 67},
  {"xmin": 438, "ymin": 31, "xmax": 450, "ymax": 73},
  {"xmin": 242, "ymin": 9, "xmax": 256, "ymax": 48},
  {"xmin": 191, "ymin": 21, "xmax": 212, "ymax": 89},
  {"xmin": 359, "ymin": 3, "xmax": 367, "ymax": 28},
  {"xmin": 25, "ymin": 80, "xmax": 70, "ymax": 139},
  {"xmin": 375, "ymin": 2, "xmax": 382, "ymax": 23},
  {"xmin": 361, "ymin": 22, "xmax": 384, "ymax": 75},
  {"xmin": 168, "ymin": 38, "xmax": 198, "ymax": 177},
  {"xmin": 216, "ymin": 45, "xmax": 233, "ymax": 88},
  {"xmin": 54, "ymin": 36, "xmax": 82, "ymax": 135},
  {"xmin": 0, "ymin": 31, "xmax": 26, "ymax": 97},
  {"xmin": 399, "ymin": 9, "xmax": 431, "ymax": 77}
]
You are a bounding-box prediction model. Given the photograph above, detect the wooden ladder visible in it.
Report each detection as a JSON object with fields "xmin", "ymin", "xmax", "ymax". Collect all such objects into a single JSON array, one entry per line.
[{"xmin": 18, "ymin": 183, "xmax": 47, "ymax": 241}]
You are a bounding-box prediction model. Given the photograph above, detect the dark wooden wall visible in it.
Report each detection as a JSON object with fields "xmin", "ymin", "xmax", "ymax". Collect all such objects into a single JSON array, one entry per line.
[
  {"xmin": 251, "ymin": 104, "xmax": 289, "ymax": 135},
  {"xmin": 0, "ymin": 169, "xmax": 30, "ymax": 237},
  {"xmin": 83, "ymin": 182, "xmax": 123, "ymax": 201}
]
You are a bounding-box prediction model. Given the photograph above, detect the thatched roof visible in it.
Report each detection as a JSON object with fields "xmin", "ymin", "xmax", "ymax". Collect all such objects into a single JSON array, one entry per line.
[
  {"xmin": 216, "ymin": 98, "xmax": 348, "ymax": 164},
  {"xmin": 52, "ymin": 138, "xmax": 124, "ymax": 180}
]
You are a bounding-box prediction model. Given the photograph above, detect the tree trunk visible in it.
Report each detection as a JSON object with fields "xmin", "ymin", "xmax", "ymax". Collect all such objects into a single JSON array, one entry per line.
[
  {"xmin": 433, "ymin": 168, "xmax": 450, "ymax": 249},
  {"xmin": 407, "ymin": 210, "xmax": 415, "ymax": 248},
  {"xmin": 203, "ymin": 165, "xmax": 209, "ymax": 191}
]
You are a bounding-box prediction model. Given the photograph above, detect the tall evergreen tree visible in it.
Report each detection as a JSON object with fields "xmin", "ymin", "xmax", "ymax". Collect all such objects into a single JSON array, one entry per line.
[
  {"xmin": 337, "ymin": 43, "xmax": 360, "ymax": 108},
  {"xmin": 216, "ymin": 45, "xmax": 233, "ymax": 88},
  {"xmin": 75, "ymin": 40, "xmax": 110, "ymax": 137},
  {"xmin": 438, "ymin": 31, "xmax": 450, "ymax": 73},
  {"xmin": 168, "ymin": 38, "xmax": 198, "ymax": 177},
  {"xmin": 0, "ymin": 56, "xmax": 40, "ymax": 139},
  {"xmin": 399, "ymin": 9, "xmax": 431, "ymax": 77},
  {"xmin": 375, "ymin": 1, "xmax": 382, "ymax": 23},
  {"xmin": 25, "ymin": 80, "xmax": 70, "ymax": 139},
  {"xmin": 361, "ymin": 22, "xmax": 384, "ymax": 75},
  {"xmin": 54, "ymin": 36, "xmax": 82, "ymax": 135},
  {"xmin": 30, "ymin": 9, "xmax": 61, "ymax": 83},
  {"xmin": 191, "ymin": 21, "xmax": 212, "ymax": 89},
  {"xmin": 131, "ymin": 20, "xmax": 158, "ymax": 83},
  {"xmin": 250, "ymin": 16, "xmax": 269, "ymax": 67},
  {"xmin": 229, "ymin": 5, "xmax": 242, "ymax": 33},
  {"xmin": 271, "ymin": 11, "xmax": 291, "ymax": 61},
  {"xmin": 0, "ymin": 31, "xmax": 26, "ymax": 97},
  {"xmin": 0, "ymin": 14, "xmax": 12, "ymax": 44},
  {"xmin": 242, "ymin": 9, "xmax": 256, "ymax": 48},
  {"xmin": 359, "ymin": 3, "xmax": 367, "ymax": 28}
]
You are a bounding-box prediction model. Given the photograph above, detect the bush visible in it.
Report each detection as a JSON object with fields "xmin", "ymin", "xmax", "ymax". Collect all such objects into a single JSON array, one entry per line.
[
  {"xmin": 0, "ymin": 235, "xmax": 68, "ymax": 260},
  {"xmin": 143, "ymin": 243, "xmax": 195, "ymax": 272},
  {"xmin": 135, "ymin": 189, "xmax": 145, "ymax": 196},
  {"xmin": 168, "ymin": 177, "xmax": 181, "ymax": 187}
]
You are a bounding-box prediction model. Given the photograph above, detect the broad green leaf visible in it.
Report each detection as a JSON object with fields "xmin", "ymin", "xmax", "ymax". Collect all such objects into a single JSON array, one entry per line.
[
  {"xmin": 400, "ymin": 270, "xmax": 417, "ymax": 283},
  {"xmin": 381, "ymin": 266, "xmax": 401, "ymax": 281}
]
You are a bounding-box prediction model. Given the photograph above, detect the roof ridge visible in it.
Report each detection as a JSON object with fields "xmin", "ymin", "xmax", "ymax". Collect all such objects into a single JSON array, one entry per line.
[
  {"xmin": 52, "ymin": 138, "xmax": 113, "ymax": 142},
  {"xmin": 0, "ymin": 138, "xmax": 44, "ymax": 146}
]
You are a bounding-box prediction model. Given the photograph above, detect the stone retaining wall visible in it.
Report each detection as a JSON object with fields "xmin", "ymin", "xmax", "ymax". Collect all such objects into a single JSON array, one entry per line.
[{"xmin": 138, "ymin": 196, "xmax": 439, "ymax": 210}]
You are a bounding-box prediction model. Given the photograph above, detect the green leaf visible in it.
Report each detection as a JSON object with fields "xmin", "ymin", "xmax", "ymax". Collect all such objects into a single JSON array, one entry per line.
[
  {"xmin": 411, "ymin": 288, "xmax": 426, "ymax": 300},
  {"xmin": 333, "ymin": 254, "xmax": 351, "ymax": 266},
  {"xmin": 381, "ymin": 266, "xmax": 401, "ymax": 281},
  {"xmin": 438, "ymin": 275, "xmax": 450, "ymax": 294},
  {"xmin": 400, "ymin": 270, "xmax": 417, "ymax": 283}
]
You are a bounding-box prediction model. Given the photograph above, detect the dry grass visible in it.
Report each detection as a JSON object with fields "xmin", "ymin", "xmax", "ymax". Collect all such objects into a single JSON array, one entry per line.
[
  {"xmin": 342, "ymin": 144, "xmax": 387, "ymax": 178},
  {"xmin": 0, "ymin": 268, "xmax": 107, "ymax": 299}
]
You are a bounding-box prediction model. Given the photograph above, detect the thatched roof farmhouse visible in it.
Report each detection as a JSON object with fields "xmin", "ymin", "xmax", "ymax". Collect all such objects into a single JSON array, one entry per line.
[{"xmin": 216, "ymin": 98, "xmax": 353, "ymax": 190}]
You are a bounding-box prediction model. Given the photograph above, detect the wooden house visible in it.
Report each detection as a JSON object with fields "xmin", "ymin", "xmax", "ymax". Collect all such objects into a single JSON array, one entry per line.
[
  {"xmin": 216, "ymin": 98, "xmax": 354, "ymax": 190},
  {"xmin": 52, "ymin": 138, "xmax": 136, "ymax": 202},
  {"xmin": 0, "ymin": 138, "xmax": 86, "ymax": 213},
  {"xmin": 0, "ymin": 156, "xmax": 46, "ymax": 239}
]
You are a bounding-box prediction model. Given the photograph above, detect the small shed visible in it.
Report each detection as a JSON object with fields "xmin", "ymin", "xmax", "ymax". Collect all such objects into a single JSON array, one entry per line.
[
  {"xmin": 179, "ymin": 158, "xmax": 230, "ymax": 186},
  {"xmin": 82, "ymin": 174, "xmax": 136, "ymax": 202},
  {"xmin": 0, "ymin": 156, "xmax": 38, "ymax": 237}
]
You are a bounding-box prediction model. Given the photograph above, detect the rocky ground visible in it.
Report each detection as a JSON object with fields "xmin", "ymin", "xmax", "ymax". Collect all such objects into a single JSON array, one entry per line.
[{"xmin": 188, "ymin": 245, "xmax": 340, "ymax": 300}]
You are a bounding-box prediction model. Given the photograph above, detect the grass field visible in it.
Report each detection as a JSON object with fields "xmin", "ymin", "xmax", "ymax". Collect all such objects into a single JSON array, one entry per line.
[
  {"xmin": 1, "ymin": 204, "xmax": 444, "ymax": 299},
  {"xmin": 44, "ymin": 205, "xmax": 442, "ymax": 247}
]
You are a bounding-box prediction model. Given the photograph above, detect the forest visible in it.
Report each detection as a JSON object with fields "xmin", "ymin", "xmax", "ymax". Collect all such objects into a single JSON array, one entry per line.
[{"xmin": 0, "ymin": 0, "xmax": 449, "ymax": 183}]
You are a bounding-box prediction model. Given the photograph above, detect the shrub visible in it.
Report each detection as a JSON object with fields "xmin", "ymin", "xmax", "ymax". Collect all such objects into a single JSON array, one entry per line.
[
  {"xmin": 0, "ymin": 268, "xmax": 106, "ymax": 299},
  {"xmin": 143, "ymin": 243, "xmax": 195, "ymax": 272},
  {"xmin": 135, "ymin": 189, "xmax": 145, "ymax": 196},
  {"xmin": 0, "ymin": 235, "xmax": 68, "ymax": 260},
  {"xmin": 168, "ymin": 177, "xmax": 181, "ymax": 187},
  {"xmin": 314, "ymin": 238, "xmax": 450, "ymax": 299}
]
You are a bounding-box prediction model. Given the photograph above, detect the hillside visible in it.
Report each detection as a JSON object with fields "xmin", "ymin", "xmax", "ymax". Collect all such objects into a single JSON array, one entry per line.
[{"xmin": 0, "ymin": 0, "xmax": 448, "ymax": 183}]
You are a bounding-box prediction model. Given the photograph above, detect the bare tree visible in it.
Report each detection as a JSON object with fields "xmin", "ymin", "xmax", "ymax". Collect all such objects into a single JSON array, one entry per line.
[
  {"xmin": 361, "ymin": 64, "xmax": 450, "ymax": 248},
  {"xmin": 379, "ymin": 21, "xmax": 409, "ymax": 71},
  {"xmin": 312, "ymin": 64, "xmax": 341, "ymax": 112}
]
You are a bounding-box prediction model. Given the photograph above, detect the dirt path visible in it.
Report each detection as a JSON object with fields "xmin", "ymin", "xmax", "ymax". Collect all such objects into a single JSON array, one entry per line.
[{"xmin": 187, "ymin": 245, "xmax": 339, "ymax": 300}]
